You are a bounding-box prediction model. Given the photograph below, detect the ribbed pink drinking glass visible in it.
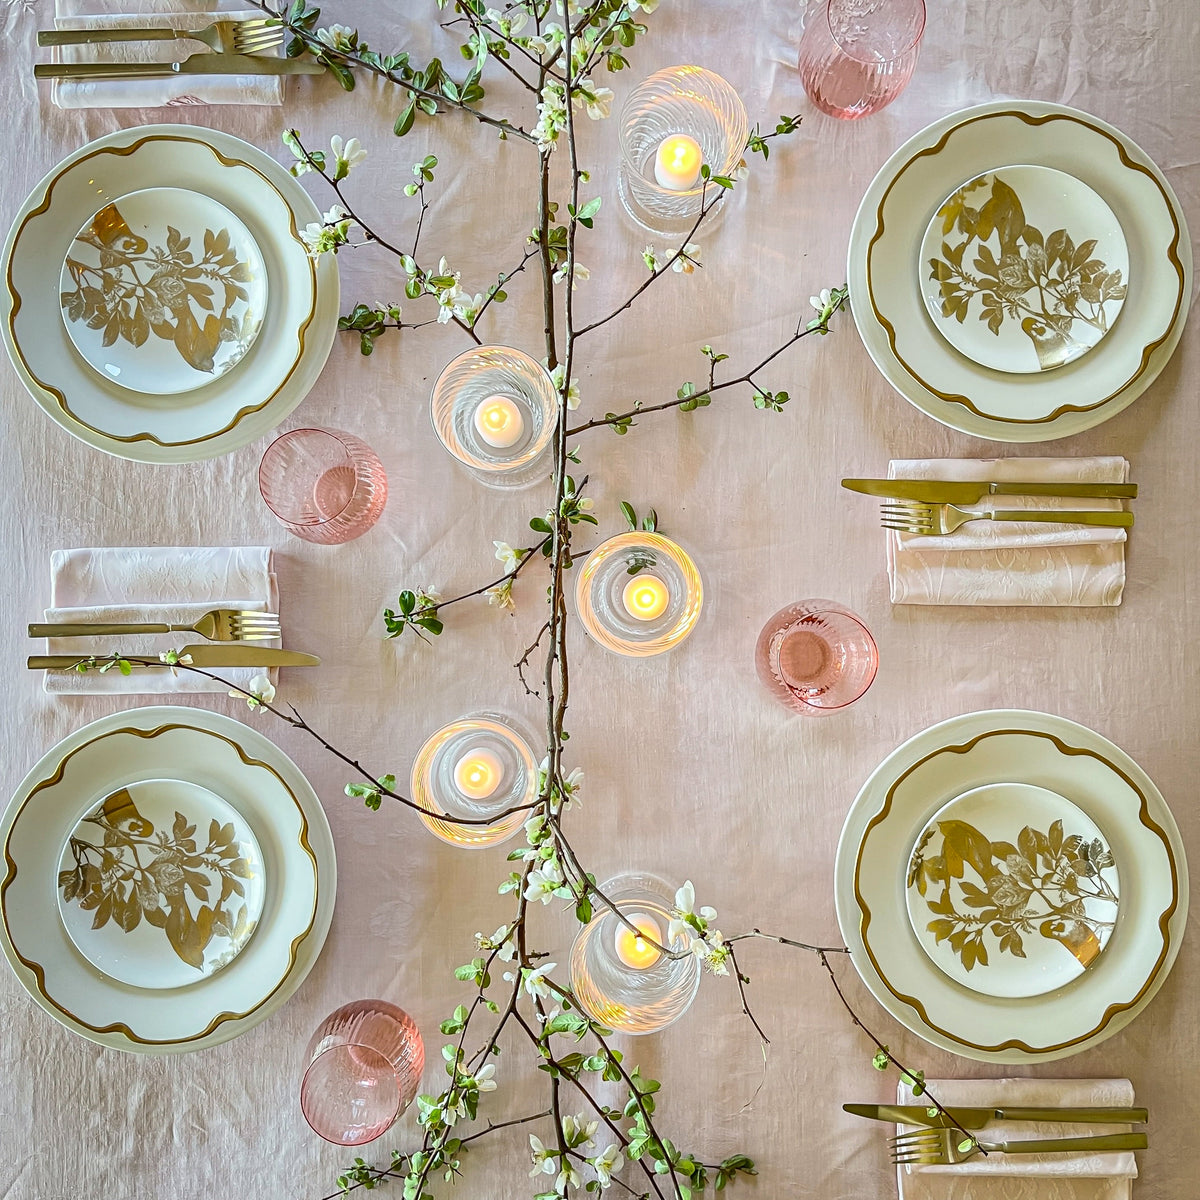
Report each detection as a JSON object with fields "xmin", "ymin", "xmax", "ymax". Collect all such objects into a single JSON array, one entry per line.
[
  {"xmin": 300, "ymin": 1000, "xmax": 425, "ymax": 1146},
  {"xmin": 797, "ymin": 0, "xmax": 926, "ymax": 119},
  {"xmin": 755, "ymin": 600, "xmax": 878, "ymax": 715},
  {"xmin": 259, "ymin": 427, "xmax": 388, "ymax": 543}
]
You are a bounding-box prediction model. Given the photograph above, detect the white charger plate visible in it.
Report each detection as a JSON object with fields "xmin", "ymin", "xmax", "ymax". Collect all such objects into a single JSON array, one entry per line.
[
  {"xmin": 2, "ymin": 125, "xmax": 339, "ymax": 463},
  {"xmin": 847, "ymin": 101, "xmax": 1191, "ymax": 440},
  {"xmin": 0, "ymin": 707, "xmax": 336, "ymax": 1053},
  {"xmin": 834, "ymin": 710, "xmax": 1187, "ymax": 1063}
]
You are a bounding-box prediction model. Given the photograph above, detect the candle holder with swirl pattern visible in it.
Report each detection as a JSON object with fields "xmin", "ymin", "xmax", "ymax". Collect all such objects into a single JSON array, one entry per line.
[
  {"xmin": 574, "ymin": 532, "xmax": 703, "ymax": 656},
  {"xmin": 617, "ymin": 66, "xmax": 750, "ymax": 239},
  {"xmin": 430, "ymin": 345, "xmax": 557, "ymax": 489},
  {"xmin": 570, "ymin": 872, "xmax": 700, "ymax": 1035},
  {"xmin": 410, "ymin": 714, "xmax": 538, "ymax": 848}
]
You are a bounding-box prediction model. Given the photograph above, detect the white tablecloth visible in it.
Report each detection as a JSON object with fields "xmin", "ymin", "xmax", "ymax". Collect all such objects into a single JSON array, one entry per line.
[{"xmin": 0, "ymin": 2, "xmax": 1196, "ymax": 1198}]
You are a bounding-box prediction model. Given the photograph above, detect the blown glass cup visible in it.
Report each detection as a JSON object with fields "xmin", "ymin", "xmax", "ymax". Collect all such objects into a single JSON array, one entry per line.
[
  {"xmin": 755, "ymin": 600, "xmax": 878, "ymax": 715},
  {"xmin": 258, "ymin": 427, "xmax": 388, "ymax": 543},
  {"xmin": 797, "ymin": 0, "xmax": 926, "ymax": 119},
  {"xmin": 300, "ymin": 1000, "xmax": 425, "ymax": 1146}
]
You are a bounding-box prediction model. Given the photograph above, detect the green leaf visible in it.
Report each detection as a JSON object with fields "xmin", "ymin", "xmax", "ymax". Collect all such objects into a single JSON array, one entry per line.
[
  {"xmin": 394, "ymin": 101, "xmax": 416, "ymax": 137},
  {"xmin": 620, "ymin": 501, "xmax": 637, "ymax": 530}
]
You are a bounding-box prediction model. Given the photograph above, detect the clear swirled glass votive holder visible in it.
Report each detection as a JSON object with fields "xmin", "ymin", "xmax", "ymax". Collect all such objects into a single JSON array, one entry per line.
[
  {"xmin": 574, "ymin": 532, "xmax": 703, "ymax": 657},
  {"xmin": 410, "ymin": 714, "xmax": 538, "ymax": 848},
  {"xmin": 617, "ymin": 65, "xmax": 750, "ymax": 239},
  {"xmin": 430, "ymin": 345, "xmax": 557, "ymax": 489},
  {"xmin": 570, "ymin": 872, "xmax": 700, "ymax": 1036}
]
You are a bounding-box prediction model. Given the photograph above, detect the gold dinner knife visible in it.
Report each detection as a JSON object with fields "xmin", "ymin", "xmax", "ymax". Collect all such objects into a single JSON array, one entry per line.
[
  {"xmin": 29, "ymin": 645, "xmax": 319, "ymax": 669},
  {"xmin": 842, "ymin": 478, "xmax": 1138, "ymax": 503},
  {"xmin": 843, "ymin": 1103, "xmax": 1148, "ymax": 1130},
  {"xmin": 34, "ymin": 52, "xmax": 325, "ymax": 79}
]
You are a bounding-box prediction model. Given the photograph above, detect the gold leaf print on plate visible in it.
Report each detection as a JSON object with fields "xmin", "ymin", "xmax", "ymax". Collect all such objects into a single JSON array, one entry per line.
[{"xmin": 908, "ymin": 816, "xmax": 1118, "ymax": 973}]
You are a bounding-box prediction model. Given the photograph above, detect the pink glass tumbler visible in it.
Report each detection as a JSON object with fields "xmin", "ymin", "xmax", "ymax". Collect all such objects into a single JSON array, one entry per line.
[
  {"xmin": 300, "ymin": 1000, "xmax": 425, "ymax": 1146},
  {"xmin": 797, "ymin": 0, "xmax": 926, "ymax": 120},
  {"xmin": 259, "ymin": 427, "xmax": 388, "ymax": 544},
  {"xmin": 755, "ymin": 600, "xmax": 878, "ymax": 715}
]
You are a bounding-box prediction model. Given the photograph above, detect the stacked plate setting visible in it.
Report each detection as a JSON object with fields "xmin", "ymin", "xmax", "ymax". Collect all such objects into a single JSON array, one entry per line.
[
  {"xmin": 0, "ymin": 706, "xmax": 336, "ymax": 1052},
  {"xmin": 835, "ymin": 710, "xmax": 1188, "ymax": 1063},
  {"xmin": 847, "ymin": 101, "xmax": 1193, "ymax": 441},
  {"xmin": 1, "ymin": 125, "xmax": 340, "ymax": 462}
]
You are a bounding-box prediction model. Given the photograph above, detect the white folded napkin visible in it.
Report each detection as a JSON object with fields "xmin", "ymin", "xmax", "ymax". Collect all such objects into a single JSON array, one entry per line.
[
  {"xmin": 42, "ymin": 546, "xmax": 278, "ymax": 695},
  {"xmin": 896, "ymin": 1077, "xmax": 1137, "ymax": 1200},
  {"xmin": 52, "ymin": 2, "xmax": 283, "ymax": 109},
  {"xmin": 886, "ymin": 457, "xmax": 1129, "ymax": 606}
]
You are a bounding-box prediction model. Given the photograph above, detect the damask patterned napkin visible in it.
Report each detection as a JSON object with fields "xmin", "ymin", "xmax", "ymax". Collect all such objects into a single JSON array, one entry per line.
[
  {"xmin": 51, "ymin": 1, "xmax": 283, "ymax": 108},
  {"xmin": 41, "ymin": 546, "xmax": 278, "ymax": 695},
  {"xmin": 886, "ymin": 457, "xmax": 1129, "ymax": 606},
  {"xmin": 896, "ymin": 1077, "xmax": 1137, "ymax": 1200}
]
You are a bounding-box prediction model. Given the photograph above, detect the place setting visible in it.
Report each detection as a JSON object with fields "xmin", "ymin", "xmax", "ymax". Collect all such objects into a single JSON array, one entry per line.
[{"xmin": 0, "ymin": 0, "xmax": 1196, "ymax": 1197}]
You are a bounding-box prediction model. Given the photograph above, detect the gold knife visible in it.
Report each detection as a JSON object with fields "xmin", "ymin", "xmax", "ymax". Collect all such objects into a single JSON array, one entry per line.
[
  {"xmin": 34, "ymin": 52, "xmax": 325, "ymax": 79},
  {"xmin": 29, "ymin": 644, "xmax": 319, "ymax": 669},
  {"xmin": 843, "ymin": 1103, "xmax": 1148, "ymax": 1130},
  {"xmin": 842, "ymin": 478, "xmax": 1137, "ymax": 503}
]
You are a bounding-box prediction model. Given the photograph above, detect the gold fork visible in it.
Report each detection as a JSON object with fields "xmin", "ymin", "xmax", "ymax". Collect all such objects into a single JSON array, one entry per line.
[
  {"xmin": 29, "ymin": 610, "xmax": 280, "ymax": 643},
  {"xmin": 881, "ymin": 499, "xmax": 1134, "ymax": 536},
  {"xmin": 890, "ymin": 1127, "xmax": 1147, "ymax": 1166},
  {"xmin": 37, "ymin": 18, "xmax": 282, "ymax": 56}
]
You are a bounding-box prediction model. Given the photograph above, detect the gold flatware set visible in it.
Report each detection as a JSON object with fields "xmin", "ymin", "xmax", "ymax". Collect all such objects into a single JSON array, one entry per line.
[
  {"xmin": 842, "ymin": 477, "xmax": 1138, "ymax": 536},
  {"xmin": 34, "ymin": 18, "xmax": 325, "ymax": 80}
]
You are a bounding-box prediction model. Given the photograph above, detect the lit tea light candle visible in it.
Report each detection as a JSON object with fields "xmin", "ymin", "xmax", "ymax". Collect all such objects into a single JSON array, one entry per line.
[
  {"xmin": 654, "ymin": 134, "xmax": 702, "ymax": 191},
  {"xmin": 622, "ymin": 574, "xmax": 669, "ymax": 621},
  {"xmin": 453, "ymin": 749, "xmax": 504, "ymax": 800},
  {"xmin": 473, "ymin": 395, "xmax": 524, "ymax": 448},
  {"xmin": 614, "ymin": 912, "xmax": 663, "ymax": 970}
]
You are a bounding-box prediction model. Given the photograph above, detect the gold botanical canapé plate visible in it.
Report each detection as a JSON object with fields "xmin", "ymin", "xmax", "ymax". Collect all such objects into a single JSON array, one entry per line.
[
  {"xmin": 0, "ymin": 707, "xmax": 335, "ymax": 1053},
  {"xmin": 919, "ymin": 165, "xmax": 1128, "ymax": 374},
  {"xmin": 60, "ymin": 188, "xmax": 268, "ymax": 396},
  {"xmin": 905, "ymin": 782, "xmax": 1119, "ymax": 1000},
  {"xmin": 847, "ymin": 101, "xmax": 1191, "ymax": 439},
  {"xmin": 834, "ymin": 710, "xmax": 1187, "ymax": 1064},
  {"xmin": 56, "ymin": 778, "xmax": 267, "ymax": 991}
]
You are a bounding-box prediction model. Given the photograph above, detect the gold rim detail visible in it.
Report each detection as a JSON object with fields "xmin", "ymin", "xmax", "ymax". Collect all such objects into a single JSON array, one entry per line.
[
  {"xmin": 5, "ymin": 133, "xmax": 317, "ymax": 448},
  {"xmin": 864, "ymin": 109, "xmax": 1186, "ymax": 424},
  {"xmin": 853, "ymin": 726, "xmax": 1179, "ymax": 1054},
  {"xmin": 0, "ymin": 722, "xmax": 319, "ymax": 1046}
]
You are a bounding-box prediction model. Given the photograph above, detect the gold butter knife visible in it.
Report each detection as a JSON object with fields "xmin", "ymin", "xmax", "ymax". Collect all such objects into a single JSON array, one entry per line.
[
  {"xmin": 34, "ymin": 52, "xmax": 325, "ymax": 79},
  {"xmin": 843, "ymin": 478, "xmax": 1138, "ymax": 503},
  {"xmin": 29, "ymin": 644, "xmax": 319, "ymax": 669},
  {"xmin": 844, "ymin": 1103, "xmax": 1148, "ymax": 1129}
]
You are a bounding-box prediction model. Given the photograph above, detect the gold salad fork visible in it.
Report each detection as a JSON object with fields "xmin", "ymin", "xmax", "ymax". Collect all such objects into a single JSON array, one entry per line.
[
  {"xmin": 29, "ymin": 610, "xmax": 280, "ymax": 643},
  {"xmin": 890, "ymin": 1127, "xmax": 1147, "ymax": 1166},
  {"xmin": 37, "ymin": 18, "xmax": 283, "ymax": 55},
  {"xmin": 881, "ymin": 500, "xmax": 1134, "ymax": 536}
]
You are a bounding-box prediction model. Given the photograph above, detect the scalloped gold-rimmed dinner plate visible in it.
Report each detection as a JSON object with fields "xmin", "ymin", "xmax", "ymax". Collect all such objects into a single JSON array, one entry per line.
[
  {"xmin": 0, "ymin": 706, "xmax": 336, "ymax": 1053},
  {"xmin": 847, "ymin": 101, "xmax": 1191, "ymax": 440},
  {"xmin": 834, "ymin": 710, "xmax": 1187, "ymax": 1064},
  {"xmin": 1, "ymin": 125, "xmax": 339, "ymax": 463}
]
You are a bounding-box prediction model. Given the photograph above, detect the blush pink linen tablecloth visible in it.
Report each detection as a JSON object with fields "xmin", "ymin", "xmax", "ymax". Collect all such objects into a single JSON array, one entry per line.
[{"xmin": 0, "ymin": 2, "xmax": 1196, "ymax": 1198}]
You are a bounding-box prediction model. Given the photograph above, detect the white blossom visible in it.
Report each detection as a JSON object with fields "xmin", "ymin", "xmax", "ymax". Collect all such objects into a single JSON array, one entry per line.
[
  {"xmin": 591, "ymin": 1142, "xmax": 624, "ymax": 1188},
  {"xmin": 529, "ymin": 1134, "xmax": 557, "ymax": 1176},
  {"xmin": 672, "ymin": 242, "xmax": 701, "ymax": 274},
  {"xmin": 668, "ymin": 879, "xmax": 718, "ymax": 946},
  {"xmin": 628, "ymin": 0, "xmax": 659, "ymax": 11},
  {"xmin": 329, "ymin": 134, "xmax": 367, "ymax": 180},
  {"xmin": 231, "ymin": 673, "xmax": 276, "ymax": 713},
  {"xmin": 534, "ymin": 80, "xmax": 568, "ymax": 151},
  {"xmin": 472, "ymin": 1062, "xmax": 498, "ymax": 1092},
  {"xmin": 556, "ymin": 1163, "xmax": 582, "ymax": 1194},
  {"xmin": 562, "ymin": 1114, "xmax": 598, "ymax": 1146},
  {"xmin": 522, "ymin": 962, "xmax": 558, "ymax": 999},
  {"xmin": 549, "ymin": 363, "xmax": 581, "ymax": 409},
  {"xmin": 574, "ymin": 80, "xmax": 614, "ymax": 121},
  {"xmin": 316, "ymin": 23, "xmax": 355, "ymax": 51},
  {"xmin": 524, "ymin": 862, "xmax": 563, "ymax": 904}
]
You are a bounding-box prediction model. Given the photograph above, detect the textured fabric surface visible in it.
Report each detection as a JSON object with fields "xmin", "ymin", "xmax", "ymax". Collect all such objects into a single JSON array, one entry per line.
[
  {"xmin": 0, "ymin": 2, "xmax": 1197, "ymax": 1199},
  {"xmin": 886, "ymin": 457, "xmax": 1129, "ymax": 605}
]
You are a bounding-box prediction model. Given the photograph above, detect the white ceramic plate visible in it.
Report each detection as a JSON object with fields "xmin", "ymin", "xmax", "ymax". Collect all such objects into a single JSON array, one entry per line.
[
  {"xmin": 847, "ymin": 101, "xmax": 1191, "ymax": 440},
  {"xmin": 0, "ymin": 707, "xmax": 336, "ymax": 1053},
  {"xmin": 905, "ymin": 782, "xmax": 1120, "ymax": 1000},
  {"xmin": 60, "ymin": 187, "xmax": 268, "ymax": 396},
  {"xmin": 56, "ymin": 778, "xmax": 267, "ymax": 991},
  {"xmin": 834, "ymin": 710, "xmax": 1187, "ymax": 1063},
  {"xmin": 919, "ymin": 165, "xmax": 1128, "ymax": 374},
  {"xmin": 2, "ymin": 125, "xmax": 339, "ymax": 463}
]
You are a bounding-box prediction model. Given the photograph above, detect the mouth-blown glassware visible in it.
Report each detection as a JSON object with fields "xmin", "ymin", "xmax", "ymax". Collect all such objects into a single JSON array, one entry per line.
[
  {"xmin": 410, "ymin": 714, "xmax": 539, "ymax": 848},
  {"xmin": 574, "ymin": 532, "xmax": 703, "ymax": 657},
  {"xmin": 430, "ymin": 345, "xmax": 558, "ymax": 489},
  {"xmin": 300, "ymin": 1000, "xmax": 424, "ymax": 1146},
  {"xmin": 755, "ymin": 599, "xmax": 878, "ymax": 715},
  {"xmin": 797, "ymin": 0, "xmax": 926, "ymax": 120},
  {"xmin": 617, "ymin": 65, "xmax": 750, "ymax": 239},
  {"xmin": 569, "ymin": 872, "xmax": 700, "ymax": 1035},
  {"xmin": 258, "ymin": 426, "xmax": 388, "ymax": 544}
]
